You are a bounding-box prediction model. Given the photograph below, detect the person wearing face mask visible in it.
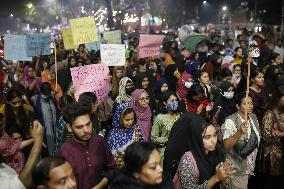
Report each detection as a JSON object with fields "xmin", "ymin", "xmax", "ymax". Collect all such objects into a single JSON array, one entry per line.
[
  {"xmin": 31, "ymin": 82, "xmax": 60, "ymax": 156},
  {"xmin": 151, "ymin": 91, "xmax": 181, "ymax": 166},
  {"xmin": 115, "ymin": 77, "xmax": 135, "ymax": 105},
  {"xmin": 155, "ymin": 77, "xmax": 169, "ymax": 101},
  {"xmin": 176, "ymin": 73, "xmax": 193, "ymax": 112},
  {"xmin": 232, "ymin": 64, "xmax": 242, "ymax": 87},
  {"xmin": 211, "ymin": 82, "xmax": 235, "ymax": 139}
]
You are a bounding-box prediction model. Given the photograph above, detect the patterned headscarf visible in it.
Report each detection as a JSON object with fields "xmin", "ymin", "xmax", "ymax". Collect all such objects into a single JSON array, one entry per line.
[
  {"xmin": 131, "ymin": 89, "xmax": 152, "ymax": 141},
  {"xmin": 115, "ymin": 77, "xmax": 133, "ymax": 104},
  {"xmin": 107, "ymin": 103, "xmax": 143, "ymax": 155}
]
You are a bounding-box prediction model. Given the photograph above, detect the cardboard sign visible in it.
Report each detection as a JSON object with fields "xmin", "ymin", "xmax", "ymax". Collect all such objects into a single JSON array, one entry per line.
[
  {"xmin": 103, "ymin": 30, "xmax": 121, "ymax": 44},
  {"xmin": 70, "ymin": 64, "xmax": 109, "ymax": 103},
  {"xmin": 69, "ymin": 17, "xmax": 97, "ymax": 45},
  {"xmin": 4, "ymin": 35, "xmax": 32, "ymax": 61},
  {"xmin": 61, "ymin": 28, "xmax": 77, "ymax": 50},
  {"xmin": 26, "ymin": 33, "xmax": 52, "ymax": 56},
  {"xmin": 138, "ymin": 34, "xmax": 164, "ymax": 58},
  {"xmin": 85, "ymin": 34, "xmax": 102, "ymax": 51},
  {"xmin": 100, "ymin": 44, "xmax": 126, "ymax": 66}
]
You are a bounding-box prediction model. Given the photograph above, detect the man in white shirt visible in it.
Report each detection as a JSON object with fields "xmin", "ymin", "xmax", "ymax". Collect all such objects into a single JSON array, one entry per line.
[{"xmin": 0, "ymin": 121, "xmax": 44, "ymax": 189}]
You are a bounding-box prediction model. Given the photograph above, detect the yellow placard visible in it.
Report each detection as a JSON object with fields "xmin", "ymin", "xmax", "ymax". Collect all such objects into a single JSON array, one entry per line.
[
  {"xmin": 61, "ymin": 28, "xmax": 77, "ymax": 50},
  {"xmin": 69, "ymin": 17, "xmax": 97, "ymax": 45}
]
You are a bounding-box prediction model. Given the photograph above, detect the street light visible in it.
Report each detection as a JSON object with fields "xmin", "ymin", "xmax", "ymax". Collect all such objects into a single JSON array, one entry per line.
[
  {"xmin": 27, "ymin": 3, "xmax": 33, "ymax": 9},
  {"xmin": 10, "ymin": 14, "xmax": 14, "ymax": 17},
  {"xmin": 222, "ymin": 6, "xmax": 227, "ymax": 11},
  {"xmin": 202, "ymin": 1, "xmax": 207, "ymax": 4}
]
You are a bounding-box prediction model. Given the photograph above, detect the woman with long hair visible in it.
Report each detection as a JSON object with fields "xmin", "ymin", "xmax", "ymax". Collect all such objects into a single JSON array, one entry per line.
[
  {"xmin": 261, "ymin": 85, "xmax": 284, "ymax": 188},
  {"xmin": 151, "ymin": 91, "xmax": 180, "ymax": 165},
  {"xmin": 111, "ymin": 66, "xmax": 125, "ymax": 99},
  {"xmin": 0, "ymin": 88, "xmax": 33, "ymax": 140},
  {"xmin": 249, "ymin": 69, "xmax": 267, "ymax": 123}
]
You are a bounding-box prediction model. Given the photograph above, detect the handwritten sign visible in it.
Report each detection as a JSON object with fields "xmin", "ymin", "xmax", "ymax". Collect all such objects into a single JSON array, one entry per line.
[
  {"xmin": 69, "ymin": 17, "xmax": 97, "ymax": 45},
  {"xmin": 4, "ymin": 35, "xmax": 32, "ymax": 61},
  {"xmin": 103, "ymin": 30, "xmax": 121, "ymax": 44},
  {"xmin": 61, "ymin": 28, "xmax": 77, "ymax": 50},
  {"xmin": 70, "ymin": 64, "xmax": 109, "ymax": 103},
  {"xmin": 100, "ymin": 44, "xmax": 125, "ymax": 66},
  {"xmin": 138, "ymin": 34, "xmax": 164, "ymax": 58},
  {"xmin": 26, "ymin": 33, "xmax": 51, "ymax": 56},
  {"xmin": 85, "ymin": 34, "xmax": 102, "ymax": 51}
]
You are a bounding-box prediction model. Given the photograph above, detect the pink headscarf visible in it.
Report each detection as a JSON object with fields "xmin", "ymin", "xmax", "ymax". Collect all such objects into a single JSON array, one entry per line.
[
  {"xmin": 131, "ymin": 89, "xmax": 152, "ymax": 141},
  {"xmin": 176, "ymin": 72, "xmax": 192, "ymax": 100},
  {"xmin": 23, "ymin": 65, "xmax": 41, "ymax": 93}
]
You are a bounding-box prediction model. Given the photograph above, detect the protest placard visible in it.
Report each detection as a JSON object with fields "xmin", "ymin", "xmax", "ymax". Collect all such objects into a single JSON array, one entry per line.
[
  {"xmin": 103, "ymin": 30, "xmax": 121, "ymax": 44},
  {"xmin": 61, "ymin": 28, "xmax": 77, "ymax": 50},
  {"xmin": 70, "ymin": 64, "xmax": 109, "ymax": 103},
  {"xmin": 138, "ymin": 34, "xmax": 164, "ymax": 58},
  {"xmin": 85, "ymin": 34, "xmax": 102, "ymax": 51},
  {"xmin": 26, "ymin": 33, "xmax": 52, "ymax": 56},
  {"xmin": 4, "ymin": 35, "xmax": 32, "ymax": 61},
  {"xmin": 100, "ymin": 44, "xmax": 125, "ymax": 66},
  {"xmin": 69, "ymin": 17, "xmax": 97, "ymax": 45}
]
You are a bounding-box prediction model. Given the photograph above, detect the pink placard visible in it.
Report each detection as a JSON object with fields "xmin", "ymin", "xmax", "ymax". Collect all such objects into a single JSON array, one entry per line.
[
  {"xmin": 138, "ymin": 34, "xmax": 164, "ymax": 58},
  {"xmin": 71, "ymin": 64, "xmax": 110, "ymax": 104}
]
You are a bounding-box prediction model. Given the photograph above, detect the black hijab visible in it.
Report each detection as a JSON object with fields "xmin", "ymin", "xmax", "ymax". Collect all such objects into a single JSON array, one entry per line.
[
  {"xmin": 212, "ymin": 81, "xmax": 235, "ymax": 125},
  {"xmin": 163, "ymin": 112, "xmax": 224, "ymax": 187}
]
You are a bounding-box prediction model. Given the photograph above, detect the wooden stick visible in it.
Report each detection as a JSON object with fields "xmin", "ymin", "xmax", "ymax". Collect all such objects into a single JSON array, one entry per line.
[
  {"xmin": 244, "ymin": 54, "xmax": 251, "ymax": 123},
  {"xmin": 54, "ymin": 41, "xmax": 58, "ymax": 90}
]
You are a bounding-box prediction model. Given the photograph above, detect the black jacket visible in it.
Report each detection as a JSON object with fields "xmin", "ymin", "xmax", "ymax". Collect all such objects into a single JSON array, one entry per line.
[{"xmin": 107, "ymin": 170, "xmax": 174, "ymax": 189}]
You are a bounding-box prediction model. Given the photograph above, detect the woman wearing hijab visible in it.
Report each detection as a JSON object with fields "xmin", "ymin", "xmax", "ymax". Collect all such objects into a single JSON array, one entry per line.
[
  {"xmin": 176, "ymin": 72, "xmax": 193, "ymax": 112},
  {"xmin": 155, "ymin": 77, "xmax": 168, "ymax": 101},
  {"xmin": 57, "ymin": 56, "xmax": 78, "ymax": 94},
  {"xmin": 126, "ymin": 66, "xmax": 137, "ymax": 83},
  {"xmin": 23, "ymin": 65, "xmax": 41, "ymax": 97},
  {"xmin": 131, "ymin": 89, "xmax": 152, "ymax": 141},
  {"xmin": 211, "ymin": 81, "xmax": 235, "ymax": 127},
  {"xmin": 136, "ymin": 72, "xmax": 156, "ymax": 111},
  {"xmin": 163, "ymin": 112, "xmax": 234, "ymax": 189},
  {"xmin": 222, "ymin": 92, "xmax": 261, "ymax": 189},
  {"xmin": 115, "ymin": 77, "xmax": 135, "ymax": 105},
  {"xmin": 107, "ymin": 103, "xmax": 144, "ymax": 168}
]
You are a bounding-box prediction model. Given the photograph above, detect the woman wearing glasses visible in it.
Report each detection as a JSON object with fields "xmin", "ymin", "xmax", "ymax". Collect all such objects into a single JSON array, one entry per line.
[{"xmin": 132, "ymin": 89, "xmax": 152, "ymax": 141}]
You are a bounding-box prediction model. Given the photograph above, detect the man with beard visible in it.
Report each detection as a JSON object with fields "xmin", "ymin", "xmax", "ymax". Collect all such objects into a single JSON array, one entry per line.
[{"xmin": 56, "ymin": 102, "xmax": 115, "ymax": 189}]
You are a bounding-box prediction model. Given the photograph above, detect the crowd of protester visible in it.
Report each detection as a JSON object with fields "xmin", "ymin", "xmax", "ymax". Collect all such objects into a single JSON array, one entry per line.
[{"xmin": 1, "ymin": 28, "xmax": 284, "ymax": 189}]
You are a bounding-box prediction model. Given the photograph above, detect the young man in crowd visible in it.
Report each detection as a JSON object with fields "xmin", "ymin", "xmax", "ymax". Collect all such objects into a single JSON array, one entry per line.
[
  {"xmin": 32, "ymin": 156, "xmax": 76, "ymax": 189},
  {"xmin": 56, "ymin": 102, "xmax": 115, "ymax": 189}
]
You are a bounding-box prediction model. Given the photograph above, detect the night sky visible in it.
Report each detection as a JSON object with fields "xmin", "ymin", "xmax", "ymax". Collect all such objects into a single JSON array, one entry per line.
[{"xmin": 0, "ymin": 0, "xmax": 282, "ymax": 32}]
